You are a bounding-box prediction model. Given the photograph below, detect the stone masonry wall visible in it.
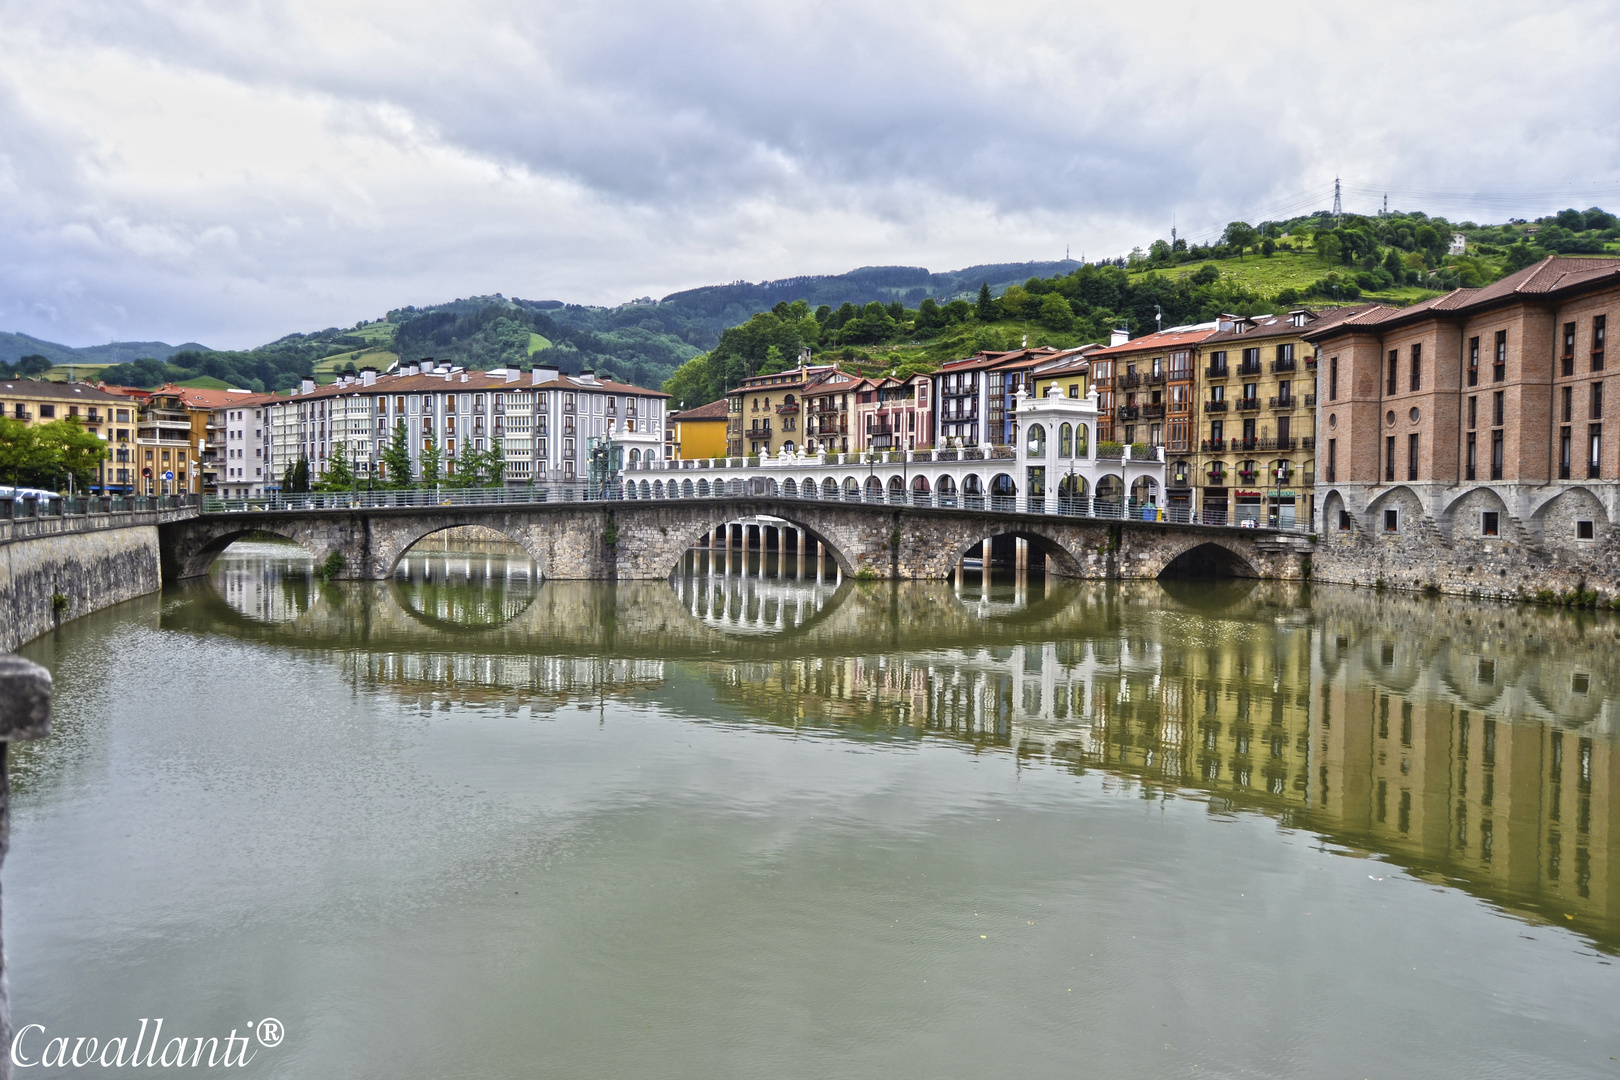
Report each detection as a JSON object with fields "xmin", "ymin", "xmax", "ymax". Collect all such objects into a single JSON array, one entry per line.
[{"xmin": 0, "ymin": 525, "xmax": 163, "ymax": 651}]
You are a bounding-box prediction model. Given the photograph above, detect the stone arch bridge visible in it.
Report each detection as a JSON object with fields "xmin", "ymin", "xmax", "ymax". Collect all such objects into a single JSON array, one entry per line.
[{"xmin": 160, "ymin": 499, "xmax": 1314, "ymax": 583}]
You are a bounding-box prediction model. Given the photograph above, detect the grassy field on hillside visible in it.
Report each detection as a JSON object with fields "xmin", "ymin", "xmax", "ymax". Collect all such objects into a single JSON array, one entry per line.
[
  {"xmin": 1131, "ymin": 248, "xmax": 1440, "ymax": 307},
  {"xmin": 528, "ymin": 332, "xmax": 552, "ymax": 354}
]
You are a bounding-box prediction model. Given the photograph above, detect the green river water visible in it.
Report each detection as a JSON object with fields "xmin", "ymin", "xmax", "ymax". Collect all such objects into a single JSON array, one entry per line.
[{"xmin": 8, "ymin": 538, "xmax": 1620, "ymax": 1078}]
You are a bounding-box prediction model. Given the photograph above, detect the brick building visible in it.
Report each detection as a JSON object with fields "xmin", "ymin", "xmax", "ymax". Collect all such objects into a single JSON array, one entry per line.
[{"xmin": 1306, "ymin": 256, "xmax": 1620, "ymax": 566}]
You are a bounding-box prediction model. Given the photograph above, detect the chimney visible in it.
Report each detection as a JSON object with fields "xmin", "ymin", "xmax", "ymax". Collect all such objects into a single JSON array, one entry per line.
[
  {"xmin": 459, "ymin": 372, "xmax": 468, "ymax": 383},
  {"xmin": 531, "ymin": 365, "xmax": 560, "ymax": 385},
  {"xmin": 300, "ymin": 377, "xmax": 315, "ymax": 394},
  {"xmin": 579, "ymin": 369, "xmax": 597, "ymax": 384},
  {"xmin": 361, "ymin": 367, "xmax": 377, "ymax": 386},
  {"xmin": 1110, "ymin": 327, "xmax": 1129, "ymax": 347},
  {"xmin": 505, "ymin": 369, "xmax": 520, "ymax": 383}
]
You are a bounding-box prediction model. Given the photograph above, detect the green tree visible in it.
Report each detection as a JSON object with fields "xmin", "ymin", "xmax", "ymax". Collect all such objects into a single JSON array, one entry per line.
[
  {"xmin": 661, "ymin": 352, "xmax": 713, "ymax": 408},
  {"xmin": 1038, "ymin": 293, "xmax": 1075, "ymax": 330},
  {"xmin": 1382, "ymin": 247, "xmax": 1406, "ymax": 281},
  {"xmin": 419, "ymin": 438, "xmax": 442, "ymax": 486},
  {"xmin": 1504, "ymin": 241, "xmax": 1543, "ymax": 273},
  {"xmin": 977, "ymin": 282, "xmax": 995, "ymax": 322},
  {"xmin": 315, "ymin": 442, "xmax": 355, "ymax": 491},
  {"xmin": 757, "ymin": 345, "xmax": 789, "ymax": 375},
  {"xmin": 282, "ymin": 456, "xmax": 311, "ymax": 493},
  {"xmin": 9, "ymin": 355, "xmax": 53, "ymax": 376},
  {"xmin": 1222, "ymin": 221, "xmax": 1258, "ymax": 260},
  {"xmin": 381, "ymin": 420, "xmax": 413, "ymax": 487}
]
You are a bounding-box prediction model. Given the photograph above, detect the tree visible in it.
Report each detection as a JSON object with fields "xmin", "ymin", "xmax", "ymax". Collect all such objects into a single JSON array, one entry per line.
[
  {"xmin": 1315, "ymin": 233, "xmax": 1343, "ymax": 265},
  {"xmin": 1222, "ymin": 221, "xmax": 1258, "ymax": 260},
  {"xmin": 8, "ymin": 355, "xmax": 53, "ymax": 376},
  {"xmin": 281, "ymin": 456, "xmax": 310, "ymax": 493},
  {"xmin": 37, "ymin": 418, "xmax": 108, "ymax": 489},
  {"xmin": 1382, "ymin": 247, "xmax": 1406, "ymax": 282},
  {"xmin": 977, "ymin": 282, "xmax": 995, "ymax": 322},
  {"xmin": 1504, "ymin": 241, "xmax": 1543, "ymax": 273},
  {"xmin": 757, "ymin": 345, "xmax": 788, "ymax": 376},
  {"xmin": 381, "ymin": 420, "xmax": 413, "ymax": 487},
  {"xmin": 419, "ymin": 438, "xmax": 442, "ymax": 486},
  {"xmin": 315, "ymin": 442, "xmax": 355, "ymax": 491},
  {"xmin": 1038, "ymin": 293, "xmax": 1074, "ymax": 330}
]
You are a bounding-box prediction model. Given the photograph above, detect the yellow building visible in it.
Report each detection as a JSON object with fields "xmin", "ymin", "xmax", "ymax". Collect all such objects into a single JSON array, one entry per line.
[
  {"xmin": 670, "ymin": 399, "xmax": 731, "ymax": 460},
  {"xmin": 0, "ymin": 375, "xmax": 132, "ymax": 491},
  {"xmin": 1029, "ymin": 349, "xmax": 1096, "ymax": 403}
]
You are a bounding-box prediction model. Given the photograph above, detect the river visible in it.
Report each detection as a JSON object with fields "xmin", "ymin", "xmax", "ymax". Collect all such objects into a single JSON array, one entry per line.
[{"xmin": 8, "ymin": 537, "xmax": 1620, "ymax": 1078}]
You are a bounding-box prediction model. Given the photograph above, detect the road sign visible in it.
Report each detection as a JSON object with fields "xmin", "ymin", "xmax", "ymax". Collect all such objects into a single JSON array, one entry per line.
[{"xmin": 162, "ymin": 470, "xmax": 174, "ymax": 481}]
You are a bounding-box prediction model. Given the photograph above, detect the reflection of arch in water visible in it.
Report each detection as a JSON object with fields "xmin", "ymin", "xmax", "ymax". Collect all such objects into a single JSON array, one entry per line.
[
  {"xmin": 948, "ymin": 528, "xmax": 1085, "ymax": 580},
  {"xmin": 389, "ymin": 554, "xmax": 541, "ymax": 633},
  {"xmin": 1157, "ymin": 541, "xmax": 1260, "ymax": 580},
  {"xmin": 671, "ymin": 567, "xmax": 851, "ymax": 638}
]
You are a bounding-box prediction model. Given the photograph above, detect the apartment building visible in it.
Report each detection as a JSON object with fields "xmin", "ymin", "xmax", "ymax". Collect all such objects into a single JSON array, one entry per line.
[
  {"xmin": 0, "ymin": 377, "xmax": 132, "ymax": 491},
  {"xmin": 726, "ymin": 365, "xmax": 846, "ymax": 457},
  {"xmin": 669, "ymin": 399, "xmax": 730, "ymax": 459},
  {"xmin": 852, "ymin": 373, "xmax": 932, "ymax": 452},
  {"xmin": 267, "ymin": 362, "xmax": 667, "ymax": 486},
  {"xmin": 1194, "ymin": 310, "xmax": 1349, "ymax": 526},
  {"xmin": 801, "ymin": 369, "xmax": 862, "ymax": 454},
  {"xmin": 1085, "ymin": 326, "xmax": 1209, "ymax": 514},
  {"xmin": 207, "ymin": 391, "xmax": 277, "ymax": 498},
  {"xmin": 1305, "ymin": 256, "xmax": 1620, "ymax": 548}
]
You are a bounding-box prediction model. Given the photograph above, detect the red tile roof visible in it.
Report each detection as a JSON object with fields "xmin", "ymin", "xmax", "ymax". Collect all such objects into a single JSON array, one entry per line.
[{"xmin": 672, "ymin": 398, "xmax": 729, "ymax": 420}]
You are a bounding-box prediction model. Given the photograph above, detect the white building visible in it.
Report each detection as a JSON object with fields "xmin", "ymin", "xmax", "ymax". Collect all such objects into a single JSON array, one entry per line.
[
  {"xmin": 265, "ymin": 361, "xmax": 668, "ymax": 487},
  {"xmin": 213, "ymin": 391, "xmax": 276, "ymax": 498}
]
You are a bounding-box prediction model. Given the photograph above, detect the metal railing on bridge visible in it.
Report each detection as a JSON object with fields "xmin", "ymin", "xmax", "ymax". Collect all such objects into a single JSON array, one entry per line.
[
  {"xmin": 1, "ymin": 493, "xmax": 200, "ymax": 521},
  {"xmin": 202, "ymin": 485, "xmax": 1312, "ymax": 533}
]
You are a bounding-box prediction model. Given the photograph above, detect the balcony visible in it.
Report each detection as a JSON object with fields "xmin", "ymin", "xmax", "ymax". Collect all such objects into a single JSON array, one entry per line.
[
  {"xmin": 1303, "ymin": 394, "xmax": 1317, "ymax": 407},
  {"xmin": 1205, "ymin": 364, "xmax": 1229, "ymax": 378},
  {"xmin": 1115, "ymin": 373, "xmax": 1141, "ymax": 390},
  {"xmin": 1142, "ymin": 404, "xmax": 1166, "ymax": 419},
  {"xmin": 1257, "ymin": 437, "xmax": 1297, "ymax": 451},
  {"xmin": 1203, "ymin": 400, "xmax": 1229, "ymax": 413},
  {"xmin": 1237, "ymin": 361, "xmax": 1262, "ymax": 377},
  {"xmin": 1205, "ymin": 472, "xmax": 1226, "ymax": 485},
  {"xmin": 1235, "ymin": 398, "xmax": 1262, "ymax": 412},
  {"xmin": 1200, "ymin": 438, "xmax": 1227, "ymax": 452},
  {"xmin": 1145, "ymin": 371, "xmax": 1167, "ymax": 385},
  {"xmin": 1269, "ymin": 395, "xmax": 1296, "ymax": 410},
  {"xmin": 776, "ymin": 402, "xmax": 800, "ymax": 414},
  {"xmin": 1270, "ymin": 358, "xmax": 1297, "ymax": 374},
  {"xmin": 1238, "ymin": 471, "xmax": 1259, "ymax": 484},
  {"xmin": 1236, "ymin": 437, "xmax": 1260, "ymax": 452},
  {"xmin": 1116, "ymin": 406, "xmax": 1140, "ymax": 421},
  {"xmin": 1300, "ymin": 436, "xmax": 1316, "ymax": 450},
  {"xmin": 1304, "ymin": 355, "xmax": 1318, "ymax": 368}
]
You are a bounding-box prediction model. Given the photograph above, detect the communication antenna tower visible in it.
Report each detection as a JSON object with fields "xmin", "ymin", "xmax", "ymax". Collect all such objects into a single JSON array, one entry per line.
[
  {"xmin": 1333, "ymin": 177, "xmax": 1342, "ymax": 227},
  {"xmin": 1382, "ymin": 193, "xmax": 1388, "ymax": 218}
]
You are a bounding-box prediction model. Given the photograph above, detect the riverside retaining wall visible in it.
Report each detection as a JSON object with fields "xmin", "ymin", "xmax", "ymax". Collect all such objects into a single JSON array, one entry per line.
[{"xmin": 0, "ymin": 517, "xmax": 176, "ymax": 652}]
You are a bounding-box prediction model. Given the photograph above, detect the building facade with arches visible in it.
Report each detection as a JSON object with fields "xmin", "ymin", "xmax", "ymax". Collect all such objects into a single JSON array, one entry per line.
[{"xmin": 1306, "ymin": 257, "xmax": 1620, "ymax": 598}]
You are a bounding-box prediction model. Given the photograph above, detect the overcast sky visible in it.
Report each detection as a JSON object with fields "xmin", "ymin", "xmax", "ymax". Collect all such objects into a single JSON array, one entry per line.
[{"xmin": 2, "ymin": 0, "xmax": 1618, "ymax": 349}]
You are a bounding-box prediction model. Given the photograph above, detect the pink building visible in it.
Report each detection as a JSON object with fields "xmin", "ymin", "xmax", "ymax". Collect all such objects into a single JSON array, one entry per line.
[{"xmin": 854, "ymin": 374, "xmax": 932, "ymax": 451}]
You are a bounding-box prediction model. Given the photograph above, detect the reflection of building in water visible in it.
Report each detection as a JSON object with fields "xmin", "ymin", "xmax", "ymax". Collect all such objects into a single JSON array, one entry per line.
[
  {"xmin": 346, "ymin": 651, "xmax": 666, "ymax": 709},
  {"xmin": 1311, "ymin": 590, "xmax": 1618, "ymax": 946},
  {"xmin": 673, "ymin": 567, "xmax": 841, "ymax": 636},
  {"xmin": 707, "ymin": 587, "xmax": 1620, "ymax": 950},
  {"xmin": 394, "ymin": 549, "xmax": 538, "ymax": 628},
  {"xmin": 213, "ymin": 541, "xmax": 318, "ymax": 623}
]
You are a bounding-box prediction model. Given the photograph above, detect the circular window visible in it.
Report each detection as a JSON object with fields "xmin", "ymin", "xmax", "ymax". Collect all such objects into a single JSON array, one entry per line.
[
  {"xmin": 1328, "ymin": 413, "xmax": 1337, "ymax": 429},
  {"xmin": 1409, "ymin": 407, "xmax": 1421, "ymax": 423},
  {"xmin": 1386, "ymin": 410, "xmax": 1396, "ymax": 426}
]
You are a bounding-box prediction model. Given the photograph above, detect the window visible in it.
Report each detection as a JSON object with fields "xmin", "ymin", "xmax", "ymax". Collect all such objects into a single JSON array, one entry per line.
[
  {"xmin": 1467, "ymin": 336, "xmax": 1479, "ymax": 386},
  {"xmin": 1387, "ymin": 349, "xmax": 1398, "ymax": 394},
  {"xmin": 1465, "ymin": 432, "xmax": 1476, "ymax": 480},
  {"xmin": 1494, "ymin": 330, "xmax": 1507, "ymax": 381},
  {"xmin": 1563, "ymin": 322, "xmax": 1577, "ymax": 376},
  {"xmin": 1385, "ymin": 435, "xmax": 1395, "ymax": 481},
  {"xmin": 1491, "ymin": 430, "xmax": 1503, "ymax": 480},
  {"xmin": 1492, "ymin": 390, "xmax": 1504, "ymax": 427},
  {"xmin": 1589, "ymin": 425, "xmax": 1602, "ymax": 478},
  {"xmin": 1326, "ymin": 438, "xmax": 1336, "ymax": 483},
  {"xmin": 1338, "ymin": 509, "xmax": 1352, "ymax": 531},
  {"xmin": 1577, "ymin": 519, "xmax": 1595, "ymax": 540},
  {"xmin": 1593, "ymin": 383, "xmax": 1604, "ymax": 419},
  {"xmin": 1560, "ymin": 426, "xmax": 1572, "ymax": 479},
  {"xmin": 1467, "ymin": 396, "xmax": 1477, "ymax": 429},
  {"xmin": 1595, "ymin": 315, "xmax": 1607, "ymax": 371},
  {"xmin": 1384, "ymin": 508, "xmax": 1399, "ymax": 533},
  {"xmin": 39, "ymin": 404, "xmax": 55, "ymax": 418},
  {"xmin": 1407, "ymin": 433, "xmax": 1419, "ymax": 481},
  {"xmin": 1410, "ymin": 343, "xmax": 1422, "ymax": 391},
  {"xmin": 1563, "ymin": 385, "xmax": 1574, "ymax": 422},
  {"xmin": 1481, "ymin": 511, "xmax": 1499, "ymax": 537},
  {"xmin": 1329, "ymin": 356, "xmax": 1339, "ymax": 400}
]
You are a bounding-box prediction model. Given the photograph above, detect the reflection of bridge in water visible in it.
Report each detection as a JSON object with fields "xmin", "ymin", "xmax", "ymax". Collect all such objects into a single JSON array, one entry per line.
[{"xmin": 181, "ymin": 547, "xmax": 1620, "ymax": 953}]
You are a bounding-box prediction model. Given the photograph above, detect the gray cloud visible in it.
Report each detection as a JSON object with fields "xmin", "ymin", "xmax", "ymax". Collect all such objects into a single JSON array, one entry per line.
[{"xmin": 1, "ymin": 0, "xmax": 1617, "ymax": 347}]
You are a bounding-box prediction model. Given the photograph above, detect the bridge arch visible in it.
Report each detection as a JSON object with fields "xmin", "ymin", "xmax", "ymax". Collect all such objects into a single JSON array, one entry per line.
[
  {"xmin": 667, "ymin": 509, "xmax": 858, "ymax": 578},
  {"xmin": 379, "ymin": 522, "xmax": 547, "ymax": 579},
  {"xmin": 166, "ymin": 524, "xmax": 322, "ymax": 581},
  {"xmin": 946, "ymin": 526, "xmax": 1086, "ymax": 578},
  {"xmin": 1156, "ymin": 540, "xmax": 1260, "ymax": 579}
]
